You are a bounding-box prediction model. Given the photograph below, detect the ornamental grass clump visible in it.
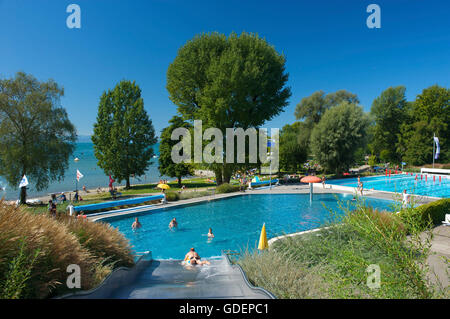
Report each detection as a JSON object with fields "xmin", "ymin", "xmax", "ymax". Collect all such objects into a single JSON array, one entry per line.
[
  {"xmin": 0, "ymin": 200, "xmax": 134, "ymax": 298},
  {"xmin": 0, "ymin": 201, "xmax": 94, "ymax": 298},
  {"xmin": 58, "ymin": 215, "xmax": 134, "ymax": 268}
]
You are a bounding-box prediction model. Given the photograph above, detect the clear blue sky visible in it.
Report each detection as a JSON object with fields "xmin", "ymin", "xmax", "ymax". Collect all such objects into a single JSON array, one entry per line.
[{"xmin": 1, "ymin": 0, "xmax": 449, "ymax": 137}]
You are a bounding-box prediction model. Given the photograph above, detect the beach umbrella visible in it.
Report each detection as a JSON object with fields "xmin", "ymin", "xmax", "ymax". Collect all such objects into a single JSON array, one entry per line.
[
  {"xmin": 157, "ymin": 183, "xmax": 170, "ymax": 190},
  {"xmin": 300, "ymin": 176, "xmax": 322, "ymax": 202},
  {"xmin": 258, "ymin": 223, "xmax": 268, "ymax": 250}
]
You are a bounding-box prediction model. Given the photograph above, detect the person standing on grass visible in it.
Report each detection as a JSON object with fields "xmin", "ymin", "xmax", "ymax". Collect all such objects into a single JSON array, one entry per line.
[{"xmin": 48, "ymin": 200, "xmax": 57, "ymax": 218}]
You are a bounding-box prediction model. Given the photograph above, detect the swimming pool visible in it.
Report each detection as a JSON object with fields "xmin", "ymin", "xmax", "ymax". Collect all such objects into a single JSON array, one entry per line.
[
  {"xmin": 105, "ymin": 193, "xmax": 394, "ymax": 259},
  {"xmin": 327, "ymin": 174, "xmax": 449, "ymax": 198}
]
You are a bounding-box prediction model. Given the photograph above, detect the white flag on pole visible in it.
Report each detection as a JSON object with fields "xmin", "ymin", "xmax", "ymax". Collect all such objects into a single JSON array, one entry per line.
[
  {"xmin": 434, "ymin": 136, "xmax": 440, "ymax": 159},
  {"xmin": 19, "ymin": 175, "xmax": 29, "ymax": 188},
  {"xmin": 76, "ymin": 170, "xmax": 84, "ymax": 182}
]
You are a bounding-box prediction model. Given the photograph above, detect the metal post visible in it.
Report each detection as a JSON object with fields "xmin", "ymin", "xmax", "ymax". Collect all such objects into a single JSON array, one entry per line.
[
  {"xmin": 310, "ymin": 183, "xmax": 313, "ymax": 202},
  {"xmin": 269, "ymin": 154, "xmax": 272, "ymax": 189}
]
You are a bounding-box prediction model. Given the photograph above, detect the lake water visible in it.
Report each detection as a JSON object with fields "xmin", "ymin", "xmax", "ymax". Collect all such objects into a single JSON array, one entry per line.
[{"xmin": 0, "ymin": 142, "xmax": 163, "ymax": 200}]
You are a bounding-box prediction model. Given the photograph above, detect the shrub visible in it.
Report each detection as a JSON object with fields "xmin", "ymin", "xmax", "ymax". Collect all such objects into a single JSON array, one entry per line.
[
  {"xmin": 165, "ymin": 191, "xmax": 180, "ymax": 201},
  {"xmin": 216, "ymin": 183, "xmax": 240, "ymax": 194},
  {"xmin": 402, "ymin": 199, "xmax": 450, "ymax": 228}
]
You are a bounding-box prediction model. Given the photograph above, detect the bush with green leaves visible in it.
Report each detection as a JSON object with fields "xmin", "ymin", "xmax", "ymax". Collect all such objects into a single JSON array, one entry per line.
[
  {"xmin": 400, "ymin": 198, "xmax": 450, "ymax": 230},
  {"xmin": 165, "ymin": 192, "xmax": 180, "ymax": 201},
  {"xmin": 216, "ymin": 183, "xmax": 241, "ymax": 194}
]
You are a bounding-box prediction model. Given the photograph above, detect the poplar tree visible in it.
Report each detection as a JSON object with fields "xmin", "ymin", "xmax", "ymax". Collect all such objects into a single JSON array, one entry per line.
[{"xmin": 92, "ymin": 80, "xmax": 156, "ymax": 189}]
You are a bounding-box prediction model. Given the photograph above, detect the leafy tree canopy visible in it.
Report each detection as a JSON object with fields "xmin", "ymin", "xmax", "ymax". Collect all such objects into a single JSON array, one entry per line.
[
  {"xmin": 92, "ymin": 80, "xmax": 156, "ymax": 189},
  {"xmin": 158, "ymin": 116, "xmax": 193, "ymax": 187},
  {"xmin": 166, "ymin": 32, "xmax": 291, "ymax": 183},
  {"xmin": 0, "ymin": 72, "xmax": 76, "ymax": 203},
  {"xmin": 279, "ymin": 122, "xmax": 308, "ymax": 172},
  {"xmin": 370, "ymin": 86, "xmax": 409, "ymax": 163},
  {"xmin": 310, "ymin": 102, "xmax": 368, "ymax": 174},
  {"xmin": 398, "ymin": 85, "xmax": 449, "ymax": 165},
  {"xmin": 294, "ymin": 90, "xmax": 359, "ymax": 126}
]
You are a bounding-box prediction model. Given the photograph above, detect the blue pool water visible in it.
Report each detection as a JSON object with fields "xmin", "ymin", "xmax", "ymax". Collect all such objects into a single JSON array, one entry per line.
[
  {"xmin": 327, "ymin": 174, "xmax": 449, "ymax": 198},
  {"xmin": 105, "ymin": 193, "xmax": 394, "ymax": 259}
]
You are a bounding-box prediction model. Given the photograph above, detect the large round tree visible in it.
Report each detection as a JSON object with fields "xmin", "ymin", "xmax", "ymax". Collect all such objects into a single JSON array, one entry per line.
[
  {"xmin": 0, "ymin": 72, "xmax": 77, "ymax": 204},
  {"xmin": 92, "ymin": 80, "xmax": 156, "ymax": 189},
  {"xmin": 310, "ymin": 102, "xmax": 368, "ymax": 174},
  {"xmin": 166, "ymin": 32, "xmax": 291, "ymax": 184}
]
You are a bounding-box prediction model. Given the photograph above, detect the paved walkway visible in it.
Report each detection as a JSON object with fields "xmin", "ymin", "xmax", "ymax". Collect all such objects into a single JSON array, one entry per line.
[{"xmin": 427, "ymin": 225, "xmax": 450, "ymax": 291}]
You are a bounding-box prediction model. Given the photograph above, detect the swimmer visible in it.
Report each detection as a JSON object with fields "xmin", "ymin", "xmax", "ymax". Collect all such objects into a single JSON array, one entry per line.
[
  {"xmin": 132, "ymin": 217, "xmax": 142, "ymax": 229},
  {"xmin": 184, "ymin": 248, "xmax": 210, "ymax": 266},
  {"xmin": 169, "ymin": 218, "xmax": 178, "ymax": 229},
  {"xmin": 207, "ymin": 228, "xmax": 215, "ymax": 238}
]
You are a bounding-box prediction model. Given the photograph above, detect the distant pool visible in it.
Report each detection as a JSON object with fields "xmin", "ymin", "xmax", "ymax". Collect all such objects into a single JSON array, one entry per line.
[
  {"xmin": 105, "ymin": 193, "xmax": 394, "ymax": 259},
  {"xmin": 327, "ymin": 174, "xmax": 449, "ymax": 198}
]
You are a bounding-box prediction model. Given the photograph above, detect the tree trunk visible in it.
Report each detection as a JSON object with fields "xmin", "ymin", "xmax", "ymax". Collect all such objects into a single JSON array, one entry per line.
[
  {"xmin": 214, "ymin": 168, "xmax": 223, "ymax": 185},
  {"xmin": 126, "ymin": 176, "xmax": 130, "ymax": 189},
  {"xmin": 177, "ymin": 175, "xmax": 182, "ymax": 188},
  {"xmin": 222, "ymin": 165, "xmax": 232, "ymax": 184},
  {"xmin": 20, "ymin": 186, "xmax": 27, "ymax": 205}
]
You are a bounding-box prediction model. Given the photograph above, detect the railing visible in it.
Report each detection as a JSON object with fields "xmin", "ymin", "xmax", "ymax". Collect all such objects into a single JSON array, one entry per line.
[
  {"xmin": 56, "ymin": 251, "xmax": 152, "ymax": 299},
  {"xmin": 221, "ymin": 250, "xmax": 276, "ymax": 299}
]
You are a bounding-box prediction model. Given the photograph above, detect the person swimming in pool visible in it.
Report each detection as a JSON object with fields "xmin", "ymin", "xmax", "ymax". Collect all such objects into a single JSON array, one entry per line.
[
  {"xmin": 184, "ymin": 248, "xmax": 210, "ymax": 266},
  {"xmin": 207, "ymin": 228, "xmax": 214, "ymax": 239},
  {"xmin": 132, "ymin": 217, "xmax": 142, "ymax": 229},
  {"xmin": 169, "ymin": 218, "xmax": 178, "ymax": 229}
]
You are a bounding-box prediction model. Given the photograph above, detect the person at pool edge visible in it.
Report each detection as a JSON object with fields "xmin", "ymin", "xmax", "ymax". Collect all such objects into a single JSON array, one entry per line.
[
  {"xmin": 402, "ymin": 189, "xmax": 410, "ymax": 209},
  {"xmin": 169, "ymin": 217, "xmax": 178, "ymax": 229},
  {"xmin": 184, "ymin": 248, "xmax": 210, "ymax": 266},
  {"xmin": 132, "ymin": 217, "xmax": 142, "ymax": 230}
]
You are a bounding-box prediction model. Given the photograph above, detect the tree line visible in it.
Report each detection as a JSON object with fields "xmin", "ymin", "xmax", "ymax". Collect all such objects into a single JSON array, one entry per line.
[
  {"xmin": 0, "ymin": 32, "xmax": 448, "ymax": 203},
  {"xmin": 280, "ymin": 85, "xmax": 449, "ymax": 174}
]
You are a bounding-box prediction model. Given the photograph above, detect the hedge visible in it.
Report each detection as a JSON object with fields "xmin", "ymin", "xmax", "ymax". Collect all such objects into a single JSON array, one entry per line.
[
  {"xmin": 405, "ymin": 198, "xmax": 450, "ymax": 228},
  {"xmin": 216, "ymin": 183, "xmax": 241, "ymax": 194},
  {"xmin": 165, "ymin": 192, "xmax": 180, "ymax": 201}
]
